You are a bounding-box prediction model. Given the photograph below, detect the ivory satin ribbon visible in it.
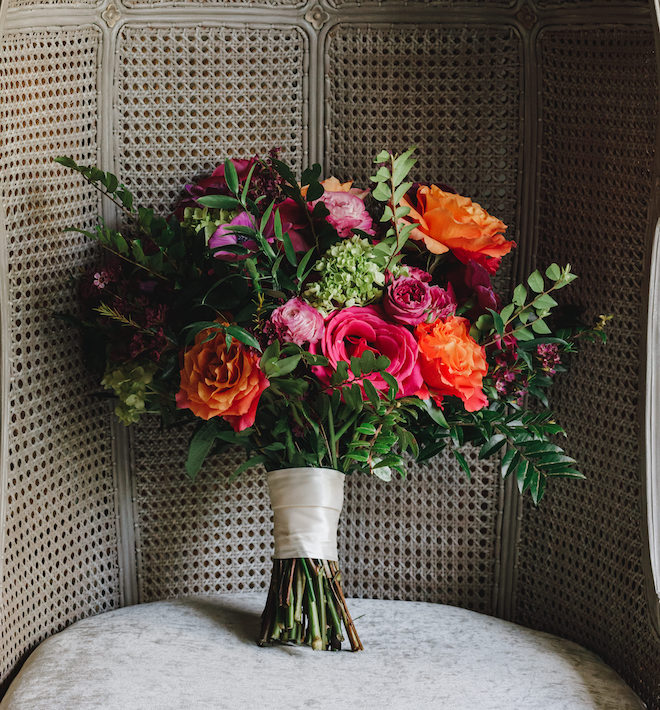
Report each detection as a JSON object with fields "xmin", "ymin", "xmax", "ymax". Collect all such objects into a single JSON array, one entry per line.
[{"xmin": 267, "ymin": 468, "xmax": 345, "ymax": 561}]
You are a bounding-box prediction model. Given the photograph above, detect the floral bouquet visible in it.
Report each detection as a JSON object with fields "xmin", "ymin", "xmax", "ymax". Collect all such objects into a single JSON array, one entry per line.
[{"xmin": 56, "ymin": 148, "xmax": 606, "ymax": 652}]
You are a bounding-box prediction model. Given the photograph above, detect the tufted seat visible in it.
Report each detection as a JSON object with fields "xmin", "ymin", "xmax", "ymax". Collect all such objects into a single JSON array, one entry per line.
[{"xmin": 0, "ymin": 594, "xmax": 644, "ymax": 710}]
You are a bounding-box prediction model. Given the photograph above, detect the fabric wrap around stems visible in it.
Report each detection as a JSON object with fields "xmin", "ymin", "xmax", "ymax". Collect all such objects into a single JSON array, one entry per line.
[{"xmin": 267, "ymin": 468, "xmax": 345, "ymax": 561}]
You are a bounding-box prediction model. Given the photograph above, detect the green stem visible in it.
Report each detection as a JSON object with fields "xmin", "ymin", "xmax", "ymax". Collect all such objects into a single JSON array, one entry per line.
[
  {"xmin": 315, "ymin": 565, "xmax": 328, "ymax": 649},
  {"xmin": 327, "ymin": 406, "xmax": 338, "ymax": 470}
]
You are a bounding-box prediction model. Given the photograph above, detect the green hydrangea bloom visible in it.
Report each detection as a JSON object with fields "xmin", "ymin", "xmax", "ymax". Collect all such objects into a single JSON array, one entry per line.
[
  {"xmin": 182, "ymin": 206, "xmax": 239, "ymax": 244},
  {"xmin": 304, "ymin": 236, "xmax": 408, "ymax": 315},
  {"xmin": 102, "ymin": 361, "xmax": 158, "ymax": 425}
]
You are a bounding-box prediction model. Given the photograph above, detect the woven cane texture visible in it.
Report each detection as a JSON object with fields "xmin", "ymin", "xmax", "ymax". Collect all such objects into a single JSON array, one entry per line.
[
  {"xmin": 325, "ymin": 23, "xmax": 522, "ymax": 293},
  {"xmin": 131, "ymin": 420, "xmax": 272, "ymax": 600},
  {"xmin": 0, "ymin": 28, "xmax": 120, "ymax": 687},
  {"xmin": 514, "ymin": 27, "xmax": 659, "ymax": 707},
  {"xmin": 114, "ymin": 24, "xmax": 307, "ymax": 215},
  {"xmin": 339, "ymin": 451, "xmax": 501, "ymax": 612},
  {"xmin": 328, "ymin": 0, "xmax": 514, "ymax": 6}
]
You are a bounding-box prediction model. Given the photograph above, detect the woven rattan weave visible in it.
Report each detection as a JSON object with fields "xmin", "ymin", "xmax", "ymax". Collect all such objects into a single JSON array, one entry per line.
[{"xmin": 0, "ymin": 1, "xmax": 658, "ymax": 707}]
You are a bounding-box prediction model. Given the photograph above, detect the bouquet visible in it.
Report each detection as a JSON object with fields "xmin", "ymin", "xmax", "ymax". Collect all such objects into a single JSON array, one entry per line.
[{"xmin": 56, "ymin": 148, "xmax": 607, "ymax": 651}]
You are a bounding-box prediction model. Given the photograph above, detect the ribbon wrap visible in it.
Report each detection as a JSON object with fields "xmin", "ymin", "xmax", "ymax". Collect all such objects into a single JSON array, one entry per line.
[{"xmin": 267, "ymin": 468, "xmax": 344, "ymax": 561}]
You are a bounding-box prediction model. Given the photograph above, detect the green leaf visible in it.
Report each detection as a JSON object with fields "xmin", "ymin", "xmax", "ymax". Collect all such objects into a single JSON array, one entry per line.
[
  {"xmin": 479, "ymin": 433, "xmax": 507, "ymax": 459},
  {"xmin": 381, "ymin": 371, "xmax": 399, "ymax": 398},
  {"xmin": 54, "ymin": 156, "xmax": 78, "ymax": 169},
  {"xmin": 105, "ymin": 172, "xmax": 118, "ymax": 193},
  {"xmin": 296, "ymin": 248, "xmax": 315, "ymax": 283},
  {"xmin": 356, "ymin": 422, "xmax": 377, "ymax": 435},
  {"xmin": 363, "ymin": 379, "xmax": 381, "ymax": 407},
  {"xmin": 229, "ymin": 454, "xmax": 266, "ymax": 482},
  {"xmin": 531, "ymin": 318, "xmax": 551, "ymax": 334},
  {"xmin": 225, "ymin": 325, "xmax": 261, "ymax": 351},
  {"xmin": 515, "ymin": 327, "xmax": 534, "ymax": 341},
  {"xmin": 500, "ymin": 304, "xmax": 515, "ymax": 323},
  {"xmin": 534, "ymin": 294, "xmax": 558, "ymax": 311},
  {"xmin": 512, "ymin": 284, "xmax": 527, "ymax": 306},
  {"xmin": 224, "ymin": 159, "xmax": 239, "ymax": 195},
  {"xmin": 196, "ymin": 194, "xmax": 241, "ymax": 210},
  {"xmin": 373, "ymin": 150, "xmax": 391, "ymax": 163},
  {"xmin": 501, "ymin": 449, "xmax": 520, "ymax": 479},
  {"xmin": 545, "ymin": 263, "xmax": 561, "ymax": 281},
  {"xmin": 185, "ymin": 421, "xmax": 221, "ymax": 479},
  {"xmin": 282, "ymin": 233, "xmax": 297, "ymax": 266},
  {"xmin": 271, "ymin": 354, "xmax": 301, "ymax": 377},
  {"xmin": 453, "ymin": 449, "xmax": 471, "ymax": 480},
  {"xmin": 300, "ymin": 164, "xmax": 322, "ymax": 185},
  {"xmin": 488, "ymin": 309, "xmax": 505, "ymax": 337},
  {"xmin": 372, "ymin": 182, "xmax": 391, "ymax": 202},
  {"xmin": 305, "ymin": 182, "xmax": 324, "ymax": 202},
  {"xmin": 527, "ymin": 270, "xmax": 544, "ymax": 293},
  {"xmin": 392, "ymin": 147, "xmax": 417, "ymax": 186},
  {"xmin": 423, "ymin": 399, "xmax": 449, "ymax": 428},
  {"xmin": 350, "ymin": 357, "xmax": 362, "ymax": 377},
  {"xmin": 241, "ymin": 163, "xmax": 257, "ymax": 203}
]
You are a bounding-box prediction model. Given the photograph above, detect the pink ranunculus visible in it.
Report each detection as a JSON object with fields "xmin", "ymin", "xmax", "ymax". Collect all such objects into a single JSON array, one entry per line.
[
  {"xmin": 427, "ymin": 284, "xmax": 457, "ymax": 322},
  {"xmin": 316, "ymin": 191, "xmax": 375, "ymax": 239},
  {"xmin": 270, "ymin": 298, "xmax": 324, "ymax": 346},
  {"xmin": 383, "ymin": 277, "xmax": 433, "ymax": 326},
  {"xmin": 310, "ymin": 305, "xmax": 424, "ymax": 398}
]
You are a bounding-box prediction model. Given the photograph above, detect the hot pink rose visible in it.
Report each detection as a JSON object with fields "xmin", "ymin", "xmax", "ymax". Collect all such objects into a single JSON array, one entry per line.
[
  {"xmin": 270, "ymin": 298, "xmax": 324, "ymax": 346},
  {"xmin": 310, "ymin": 305, "xmax": 423, "ymax": 398}
]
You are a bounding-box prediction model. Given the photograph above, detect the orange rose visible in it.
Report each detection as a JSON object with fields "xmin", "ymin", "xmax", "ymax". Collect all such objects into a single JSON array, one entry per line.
[
  {"xmin": 176, "ymin": 328, "xmax": 269, "ymax": 431},
  {"xmin": 415, "ymin": 316, "xmax": 488, "ymax": 412},
  {"xmin": 401, "ymin": 185, "xmax": 514, "ymax": 258}
]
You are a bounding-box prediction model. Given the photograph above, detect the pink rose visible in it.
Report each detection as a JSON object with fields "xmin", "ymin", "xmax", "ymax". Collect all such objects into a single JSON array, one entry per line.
[
  {"xmin": 316, "ymin": 192, "xmax": 374, "ymax": 239},
  {"xmin": 310, "ymin": 305, "xmax": 423, "ymax": 398},
  {"xmin": 383, "ymin": 277, "xmax": 432, "ymax": 326},
  {"xmin": 270, "ymin": 298, "xmax": 324, "ymax": 346}
]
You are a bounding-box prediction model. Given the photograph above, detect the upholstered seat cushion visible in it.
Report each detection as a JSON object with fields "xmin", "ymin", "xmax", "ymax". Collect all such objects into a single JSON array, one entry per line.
[{"xmin": 0, "ymin": 593, "xmax": 643, "ymax": 710}]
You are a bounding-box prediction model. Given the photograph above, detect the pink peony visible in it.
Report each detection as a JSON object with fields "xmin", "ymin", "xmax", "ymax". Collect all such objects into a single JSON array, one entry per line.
[
  {"xmin": 310, "ymin": 305, "xmax": 424, "ymax": 398},
  {"xmin": 270, "ymin": 298, "xmax": 324, "ymax": 346},
  {"xmin": 316, "ymin": 191, "xmax": 374, "ymax": 239},
  {"xmin": 383, "ymin": 277, "xmax": 433, "ymax": 326}
]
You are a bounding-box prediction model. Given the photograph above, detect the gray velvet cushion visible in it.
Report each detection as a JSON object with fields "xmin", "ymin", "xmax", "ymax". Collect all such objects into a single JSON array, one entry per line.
[{"xmin": 0, "ymin": 593, "xmax": 644, "ymax": 710}]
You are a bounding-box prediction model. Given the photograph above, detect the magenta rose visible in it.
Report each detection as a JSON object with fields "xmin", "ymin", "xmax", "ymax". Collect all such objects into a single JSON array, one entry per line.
[
  {"xmin": 270, "ymin": 298, "xmax": 324, "ymax": 346},
  {"xmin": 310, "ymin": 305, "xmax": 423, "ymax": 398},
  {"xmin": 427, "ymin": 285, "xmax": 456, "ymax": 322},
  {"xmin": 383, "ymin": 277, "xmax": 432, "ymax": 326}
]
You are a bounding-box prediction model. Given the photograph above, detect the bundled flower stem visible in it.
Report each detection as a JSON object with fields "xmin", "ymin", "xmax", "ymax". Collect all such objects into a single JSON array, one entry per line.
[{"xmin": 259, "ymin": 558, "xmax": 362, "ymax": 652}]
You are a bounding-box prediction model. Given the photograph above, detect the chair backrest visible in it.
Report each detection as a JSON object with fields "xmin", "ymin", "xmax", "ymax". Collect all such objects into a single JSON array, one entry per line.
[{"xmin": 1, "ymin": 2, "xmax": 658, "ymax": 706}]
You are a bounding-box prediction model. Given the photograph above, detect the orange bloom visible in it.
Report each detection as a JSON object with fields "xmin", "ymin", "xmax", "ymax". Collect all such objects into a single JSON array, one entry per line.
[
  {"xmin": 300, "ymin": 177, "xmax": 369, "ymax": 200},
  {"xmin": 415, "ymin": 316, "xmax": 488, "ymax": 412},
  {"xmin": 176, "ymin": 328, "xmax": 269, "ymax": 431},
  {"xmin": 401, "ymin": 185, "xmax": 514, "ymax": 259}
]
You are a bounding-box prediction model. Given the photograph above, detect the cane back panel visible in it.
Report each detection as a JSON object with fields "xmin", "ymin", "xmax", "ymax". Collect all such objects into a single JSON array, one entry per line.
[
  {"xmin": 513, "ymin": 26, "xmax": 660, "ymax": 707},
  {"xmin": 0, "ymin": 27, "xmax": 120, "ymax": 687}
]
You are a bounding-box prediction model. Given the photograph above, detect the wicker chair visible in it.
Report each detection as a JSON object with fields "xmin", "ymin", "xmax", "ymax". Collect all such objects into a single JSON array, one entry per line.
[{"xmin": 0, "ymin": 1, "xmax": 658, "ymax": 707}]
